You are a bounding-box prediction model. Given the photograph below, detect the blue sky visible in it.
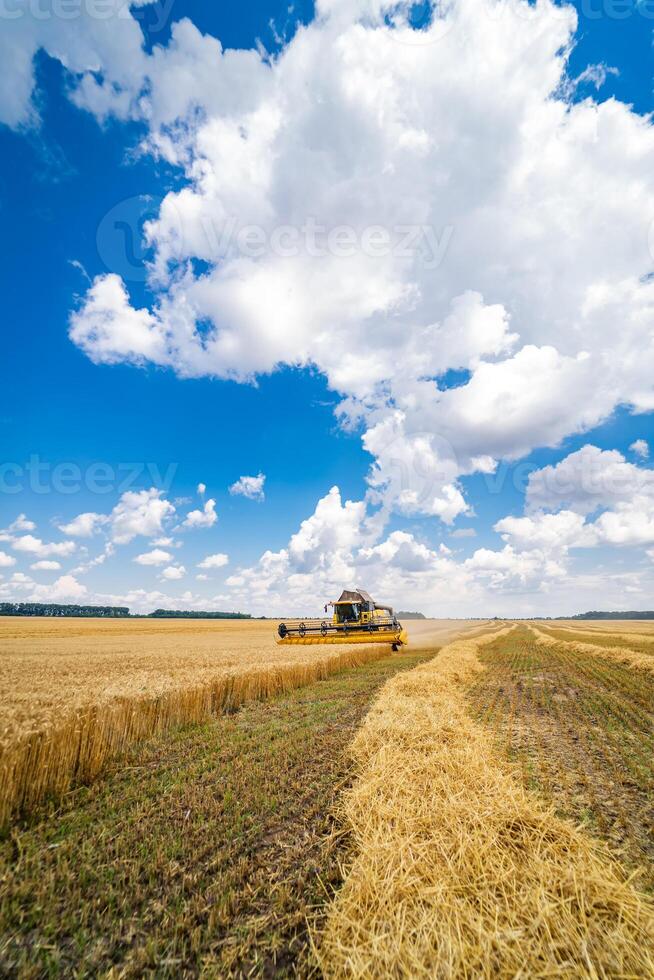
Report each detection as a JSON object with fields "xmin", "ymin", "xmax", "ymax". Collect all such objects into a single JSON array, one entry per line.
[{"xmin": 1, "ymin": 0, "xmax": 653, "ymax": 616}]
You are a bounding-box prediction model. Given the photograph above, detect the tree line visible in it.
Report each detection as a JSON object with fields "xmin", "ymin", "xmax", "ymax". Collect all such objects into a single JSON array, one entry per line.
[
  {"xmin": 147, "ymin": 609, "xmax": 251, "ymax": 619},
  {"xmin": 0, "ymin": 602, "xmax": 130, "ymax": 618},
  {"xmin": 0, "ymin": 602, "xmax": 251, "ymax": 619},
  {"xmin": 570, "ymin": 610, "xmax": 654, "ymax": 620}
]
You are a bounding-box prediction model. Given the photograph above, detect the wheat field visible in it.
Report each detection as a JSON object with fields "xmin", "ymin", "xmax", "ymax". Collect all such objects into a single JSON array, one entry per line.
[{"xmin": 0, "ymin": 616, "xmax": 481, "ymax": 829}]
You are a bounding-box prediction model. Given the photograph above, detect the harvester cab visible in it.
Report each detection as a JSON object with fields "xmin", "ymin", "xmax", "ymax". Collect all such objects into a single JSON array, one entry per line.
[{"xmin": 277, "ymin": 589, "xmax": 408, "ymax": 650}]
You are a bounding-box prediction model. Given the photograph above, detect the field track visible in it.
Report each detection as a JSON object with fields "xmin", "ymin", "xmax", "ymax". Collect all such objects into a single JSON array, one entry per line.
[
  {"xmin": 0, "ymin": 617, "xmax": 482, "ymax": 828},
  {"xmin": 320, "ymin": 625, "xmax": 654, "ymax": 977}
]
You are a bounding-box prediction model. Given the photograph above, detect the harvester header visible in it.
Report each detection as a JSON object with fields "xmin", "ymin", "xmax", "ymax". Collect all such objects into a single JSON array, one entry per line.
[{"xmin": 276, "ymin": 588, "xmax": 408, "ymax": 650}]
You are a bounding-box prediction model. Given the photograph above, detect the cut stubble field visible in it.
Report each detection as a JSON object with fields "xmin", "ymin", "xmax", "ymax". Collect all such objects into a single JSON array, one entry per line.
[{"xmin": 467, "ymin": 626, "xmax": 654, "ymax": 890}]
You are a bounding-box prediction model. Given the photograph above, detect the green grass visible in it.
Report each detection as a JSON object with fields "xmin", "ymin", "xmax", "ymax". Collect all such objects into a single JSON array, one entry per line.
[
  {"xmin": 0, "ymin": 648, "xmax": 435, "ymax": 978},
  {"xmin": 466, "ymin": 626, "xmax": 654, "ymax": 890}
]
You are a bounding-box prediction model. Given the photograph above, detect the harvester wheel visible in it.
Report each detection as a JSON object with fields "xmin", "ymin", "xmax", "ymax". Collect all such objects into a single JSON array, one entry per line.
[
  {"xmin": 320, "ymin": 622, "xmax": 328, "ymax": 636},
  {"xmin": 299, "ymin": 622, "xmax": 306, "ymax": 637},
  {"xmin": 392, "ymin": 643, "xmax": 399, "ymax": 652},
  {"xmin": 278, "ymin": 623, "xmax": 288, "ymax": 639}
]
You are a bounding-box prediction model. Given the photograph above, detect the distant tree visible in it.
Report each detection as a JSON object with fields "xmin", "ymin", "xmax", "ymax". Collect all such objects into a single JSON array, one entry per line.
[
  {"xmin": 0, "ymin": 602, "xmax": 129, "ymax": 617},
  {"xmin": 571, "ymin": 610, "xmax": 654, "ymax": 620},
  {"xmin": 0, "ymin": 603, "xmax": 254, "ymax": 619},
  {"xmin": 147, "ymin": 609, "xmax": 251, "ymax": 619}
]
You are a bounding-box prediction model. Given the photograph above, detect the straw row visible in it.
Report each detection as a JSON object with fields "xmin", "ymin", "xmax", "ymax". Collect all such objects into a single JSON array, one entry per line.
[
  {"xmin": 318, "ymin": 628, "xmax": 654, "ymax": 977},
  {"xmin": 0, "ymin": 644, "xmax": 388, "ymax": 830},
  {"xmin": 530, "ymin": 624, "xmax": 654, "ymax": 674}
]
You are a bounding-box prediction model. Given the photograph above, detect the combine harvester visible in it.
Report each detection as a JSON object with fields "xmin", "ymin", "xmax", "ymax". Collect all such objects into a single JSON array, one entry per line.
[{"xmin": 277, "ymin": 588, "xmax": 408, "ymax": 651}]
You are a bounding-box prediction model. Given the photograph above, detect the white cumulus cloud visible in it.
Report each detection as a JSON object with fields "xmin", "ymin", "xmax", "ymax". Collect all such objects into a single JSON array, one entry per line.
[
  {"xmin": 133, "ymin": 548, "xmax": 173, "ymax": 566},
  {"xmin": 110, "ymin": 488, "xmax": 176, "ymax": 544},
  {"xmin": 29, "ymin": 575, "xmax": 88, "ymax": 602},
  {"xmin": 180, "ymin": 498, "xmax": 217, "ymax": 529},
  {"xmin": 8, "ymin": 514, "xmax": 36, "ymax": 532},
  {"xmin": 630, "ymin": 439, "xmax": 649, "ymax": 459},
  {"xmin": 54, "ymin": 0, "xmax": 654, "ymax": 527},
  {"xmin": 59, "ymin": 512, "xmax": 109, "ymax": 537},
  {"xmin": 11, "ymin": 535, "xmax": 76, "ymax": 558},
  {"xmin": 160, "ymin": 564, "xmax": 186, "ymax": 580},
  {"xmin": 229, "ymin": 473, "xmax": 266, "ymax": 501},
  {"xmin": 197, "ymin": 553, "xmax": 229, "ymax": 569}
]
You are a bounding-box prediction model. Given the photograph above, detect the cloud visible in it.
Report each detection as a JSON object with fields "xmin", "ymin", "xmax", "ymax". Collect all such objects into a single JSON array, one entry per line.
[
  {"xmin": 180, "ymin": 498, "xmax": 217, "ymax": 529},
  {"xmin": 30, "ymin": 560, "xmax": 62, "ymax": 571},
  {"xmin": 630, "ymin": 439, "xmax": 649, "ymax": 459},
  {"xmin": 71, "ymin": 543, "xmax": 115, "ymax": 576},
  {"xmin": 288, "ymin": 486, "xmax": 367, "ymax": 574},
  {"xmin": 197, "ymin": 553, "xmax": 229, "ymax": 569},
  {"xmin": 592, "ymin": 501, "xmax": 654, "ymax": 548},
  {"xmin": 494, "ymin": 511, "xmax": 593, "ymax": 553},
  {"xmin": 6, "ymin": 0, "xmax": 654, "ymax": 615},
  {"xmin": 160, "ymin": 564, "xmax": 186, "ymax": 580},
  {"xmin": 110, "ymin": 488, "xmax": 175, "ymax": 544},
  {"xmin": 69, "ymin": 274, "xmax": 170, "ymax": 368},
  {"xmin": 0, "ymin": 551, "xmax": 16, "ymax": 567},
  {"xmin": 8, "ymin": 514, "xmax": 36, "ymax": 532},
  {"xmin": 29, "ymin": 574, "xmax": 88, "ymax": 602},
  {"xmin": 11, "ymin": 535, "xmax": 76, "ymax": 558},
  {"xmin": 523, "ymin": 446, "xmax": 654, "ymax": 548},
  {"xmin": 197, "ymin": 482, "xmax": 206, "ymax": 495},
  {"xmin": 229, "ymin": 473, "xmax": 266, "ymax": 501},
  {"xmin": 525, "ymin": 446, "xmax": 654, "ymax": 516},
  {"xmin": 59, "ymin": 491, "xmax": 178, "ymax": 552},
  {"xmin": 214, "ymin": 482, "xmax": 559, "ymax": 615},
  {"xmin": 463, "ymin": 546, "xmax": 565, "ymax": 592},
  {"xmin": 0, "ymin": 0, "xmax": 152, "ymax": 128},
  {"xmin": 53, "ymin": 0, "xmax": 654, "ymax": 528},
  {"xmin": 133, "ymin": 548, "xmax": 173, "ymax": 566},
  {"xmin": 450, "ymin": 528, "xmax": 477, "ymax": 539},
  {"xmin": 358, "ymin": 531, "xmax": 439, "ymax": 572},
  {"xmin": 59, "ymin": 512, "xmax": 108, "ymax": 537}
]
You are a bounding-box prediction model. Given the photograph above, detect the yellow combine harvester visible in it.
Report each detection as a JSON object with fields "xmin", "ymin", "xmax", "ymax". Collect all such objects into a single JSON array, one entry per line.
[{"xmin": 277, "ymin": 588, "xmax": 408, "ymax": 651}]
